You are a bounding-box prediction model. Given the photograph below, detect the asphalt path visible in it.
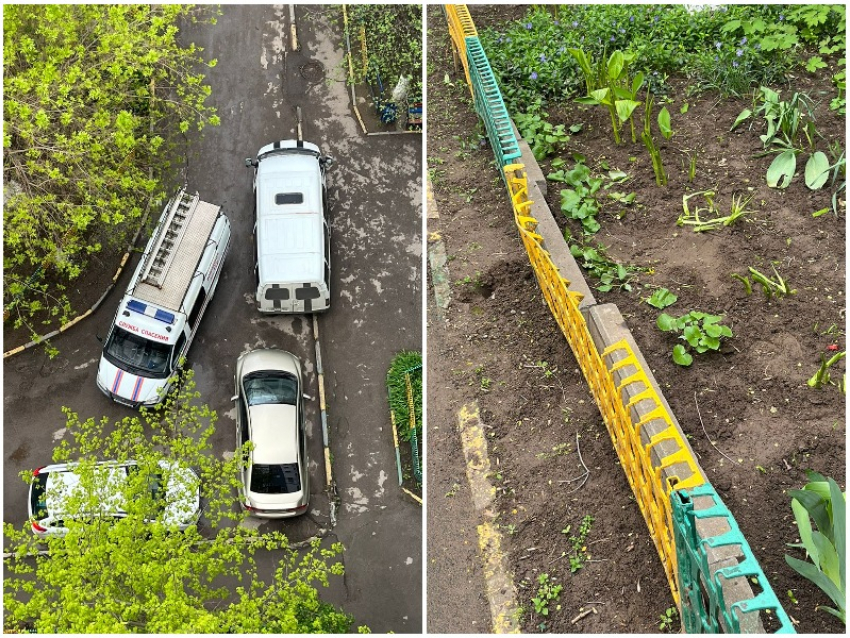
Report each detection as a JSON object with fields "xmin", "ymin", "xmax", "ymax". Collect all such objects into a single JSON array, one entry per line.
[{"xmin": 3, "ymin": 5, "xmax": 422, "ymax": 632}]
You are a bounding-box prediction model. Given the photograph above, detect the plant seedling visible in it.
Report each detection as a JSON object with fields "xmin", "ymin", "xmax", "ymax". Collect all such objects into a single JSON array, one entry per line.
[
  {"xmin": 550, "ymin": 161, "xmax": 604, "ymax": 234},
  {"xmin": 784, "ymin": 471, "xmax": 846, "ymax": 623},
  {"xmin": 642, "ymin": 95, "xmax": 667, "ymax": 186},
  {"xmin": 562, "ymin": 514, "xmax": 594, "ymax": 573},
  {"xmin": 733, "ymin": 265, "xmax": 796, "ymax": 300},
  {"xmin": 569, "ymin": 240, "xmax": 638, "ymax": 292},
  {"xmin": 645, "ymin": 287, "xmax": 678, "ymax": 309},
  {"xmin": 807, "ymin": 350, "xmax": 846, "ymax": 389},
  {"xmin": 659, "ymin": 606, "xmax": 679, "ymax": 632},
  {"xmin": 514, "ymin": 103, "xmax": 571, "ymax": 161},
  {"xmin": 657, "ymin": 311, "xmax": 733, "ymax": 366},
  {"xmin": 532, "ymin": 573, "xmax": 563, "ymax": 617}
]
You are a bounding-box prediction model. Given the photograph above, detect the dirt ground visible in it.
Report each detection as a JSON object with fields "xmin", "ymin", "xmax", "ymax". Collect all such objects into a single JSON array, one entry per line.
[{"xmin": 428, "ymin": 5, "xmax": 845, "ymax": 634}]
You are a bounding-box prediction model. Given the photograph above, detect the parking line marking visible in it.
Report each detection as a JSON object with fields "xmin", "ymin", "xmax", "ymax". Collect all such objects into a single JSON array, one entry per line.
[{"xmin": 457, "ymin": 402, "xmax": 520, "ymax": 633}]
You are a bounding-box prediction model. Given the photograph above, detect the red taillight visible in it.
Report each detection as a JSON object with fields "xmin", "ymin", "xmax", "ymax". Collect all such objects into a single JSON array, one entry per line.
[
  {"xmin": 32, "ymin": 466, "xmax": 45, "ymax": 477},
  {"xmin": 31, "ymin": 521, "xmax": 47, "ymax": 533}
]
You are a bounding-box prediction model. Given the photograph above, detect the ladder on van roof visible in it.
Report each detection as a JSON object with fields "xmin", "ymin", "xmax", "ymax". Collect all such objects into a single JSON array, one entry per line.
[{"xmin": 140, "ymin": 188, "xmax": 199, "ymax": 289}]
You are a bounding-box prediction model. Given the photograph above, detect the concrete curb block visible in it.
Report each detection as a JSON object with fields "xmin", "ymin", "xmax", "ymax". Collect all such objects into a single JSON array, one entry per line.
[
  {"xmin": 426, "ymin": 178, "xmax": 452, "ymax": 318},
  {"xmin": 511, "ymin": 127, "xmax": 760, "ymax": 621}
]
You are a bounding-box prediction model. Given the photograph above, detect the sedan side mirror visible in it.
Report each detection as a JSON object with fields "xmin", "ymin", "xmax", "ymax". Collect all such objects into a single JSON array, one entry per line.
[
  {"xmin": 302, "ymin": 393, "xmax": 314, "ymax": 401},
  {"xmin": 96, "ymin": 334, "xmax": 103, "ymax": 343}
]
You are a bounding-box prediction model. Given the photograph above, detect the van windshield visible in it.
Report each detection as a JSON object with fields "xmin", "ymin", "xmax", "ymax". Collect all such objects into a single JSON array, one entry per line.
[{"xmin": 104, "ymin": 327, "xmax": 172, "ymax": 378}]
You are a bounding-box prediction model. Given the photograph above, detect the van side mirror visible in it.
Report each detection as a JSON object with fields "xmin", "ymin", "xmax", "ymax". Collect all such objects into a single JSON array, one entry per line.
[
  {"xmin": 245, "ymin": 158, "xmax": 257, "ymax": 168},
  {"xmin": 96, "ymin": 334, "xmax": 103, "ymax": 343},
  {"xmin": 320, "ymin": 156, "xmax": 334, "ymax": 170}
]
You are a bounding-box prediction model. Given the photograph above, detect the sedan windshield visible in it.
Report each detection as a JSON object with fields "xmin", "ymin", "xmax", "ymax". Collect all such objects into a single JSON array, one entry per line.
[
  {"xmin": 250, "ymin": 462, "xmax": 301, "ymax": 494},
  {"xmin": 243, "ymin": 371, "xmax": 297, "ymax": 406},
  {"xmin": 104, "ymin": 327, "xmax": 172, "ymax": 378}
]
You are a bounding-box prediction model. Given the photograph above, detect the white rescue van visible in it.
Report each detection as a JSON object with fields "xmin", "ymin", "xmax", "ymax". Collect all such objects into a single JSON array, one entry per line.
[
  {"xmin": 96, "ymin": 188, "xmax": 231, "ymax": 408},
  {"xmin": 245, "ymin": 140, "xmax": 333, "ymax": 313}
]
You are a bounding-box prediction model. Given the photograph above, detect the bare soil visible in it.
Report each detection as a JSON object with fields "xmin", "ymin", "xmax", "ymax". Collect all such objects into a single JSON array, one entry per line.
[{"xmin": 428, "ymin": 5, "xmax": 845, "ymax": 634}]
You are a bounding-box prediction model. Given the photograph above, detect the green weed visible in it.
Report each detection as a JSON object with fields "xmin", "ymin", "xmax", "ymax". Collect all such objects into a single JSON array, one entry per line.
[{"xmin": 657, "ymin": 311, "xmax": 734, "ymax": 366}]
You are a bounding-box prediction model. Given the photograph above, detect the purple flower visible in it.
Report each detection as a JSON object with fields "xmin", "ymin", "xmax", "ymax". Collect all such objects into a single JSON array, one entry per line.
[
  {"xmin": 740, "ymin": 36, "xmax": 748, "ymax": 45},
  {"xmin": 715, "ymin": 41, "xmax": 722, "ymax": 50},
  {"xmin": 653, "ymin": 16, "xmax": 659, "ymax": 23},
  {"xmin": 619, "ymin": 27, "xmax": 626, "ymax": 34},
  {"xmin": 530, "ymin": 71, "xmax": 538, "ymax": 80},
  {"xmin": 732, "ymin": 60, "xmax": 739, "ymax": 68},
  {"xmin": 525, "ymin": 22, "xmax": 533, "ymax": 30},
  {"xmin": 553, "ymin": 20, "xmax": 559, "ymax": 25},
  {"xmin": 539, "ymin": 53, "xmax": 547, "ymax": 62},
  {"xmin": 778, "ymin": 14, "xmax": 784, "ymax": 21},
  {"xmin": 714, "ymin": 55, "xmax": 719, "ymax": 62},
  {"xmin": 755, "ymin": 42, "xmax": 761, "ymax": 50},
  {"xmin": 610, "ymin": 35, "xmax": 616, "ymax": 42},
  {"xmin": 571, "ymin": 21, "xmax": 579, "ymax": 28},
  {"xmin": 630, "ymin": 15, "xmax": 635, "ymax": 22},
  {"xmin": 736, "ymin": 48, "xmax": 743, "ymax": 57}
]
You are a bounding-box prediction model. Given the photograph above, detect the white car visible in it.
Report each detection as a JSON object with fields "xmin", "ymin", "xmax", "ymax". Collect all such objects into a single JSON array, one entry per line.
[
  {"xmin": 28, "ymin": 460, "xmax": 200, "ymax": 539},
  {"xmin": 233, "ymin": 349, "xmax": 309, "ymax": 518}
]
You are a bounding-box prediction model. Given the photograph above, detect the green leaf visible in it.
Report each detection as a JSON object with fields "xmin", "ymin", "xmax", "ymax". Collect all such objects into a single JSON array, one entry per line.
[
  {"xmin": 682, "ymin": 325, "xmax": 701, "ymax": 346},
  {"xmin": 656, "ymin": 313, "xmax": 677, "ymax": 332},
  {"xmin": 805, "ymin": 152, "xmax": 830, "ymax": 190},
  {"xmin": 657, "ymin": 107, "xmax": 672, "ymax": 140},
  {"xmin": 631, "ymin": 72, "xmax": 645, "ymax": 96},
  {"xmin": 730, "ymin": 109, "xmax": 752, "ymax": 131},
  {"xmin": 701, "ymin": 335, "xmax": 721, "ymax": 351},
  {"xmin": 766, "ymin": 150, "xmax": 797, "ymax": 188},
  {"xmin": 680, "ymin": 102, "xmax": 689, "ymax": 114},
  {"xmin": 806, "ymin": 56, "xmax": 828, "ymax": 73},
  {"xmin": 828, "ymin": 478, "xmax": 845, "ymax": 590},
  {"xmin": 569, "ymin": 123, "xmax": 583, "ymax": 133},
  {"xmin": 607, "ymin": 50, "xmax": 625, "ymax": 81},
  {"xmin": 813, "ymin": 207, "xmax": 830, "ymax": 218},
  {"xmin": 704, "ymin": 323, "xmax": 723, "ymax": 338},
  {"xmin": 616, "ymin": 100, "xmax": 641, "ymax": 124},
  {"xmin": 646, "ymin": 288, "xmax": 678, "ymax": 310},
  {"xmin": 672, "ymin": 344, "xmax": 693, "ymax": 367},
  {"xmin": 785, "ymin": 555, "xmax": 846, "ymax": 612}
]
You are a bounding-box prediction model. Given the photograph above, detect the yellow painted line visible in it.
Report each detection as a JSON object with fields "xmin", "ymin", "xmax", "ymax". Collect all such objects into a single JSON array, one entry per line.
[
  {"xmin": 479, "ymin": 521, "xmax": 521, "ymax": 634},
  {"xmin": 402, "ymin": 487, "xmax": 422, "ymax": 504},
  {"xmin": 427, "ymin": 178, "xmax": 438, "ymax": 220},
  {"xmin": 457, "ymin": 402, "xmax": 495, "ymax": 511},
  {"xmin": 457, "ymin": 402, "xmax": 520, "ymax": 633}
]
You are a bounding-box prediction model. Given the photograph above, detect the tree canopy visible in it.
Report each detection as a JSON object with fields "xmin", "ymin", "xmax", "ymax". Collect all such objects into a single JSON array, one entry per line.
[
  {"xmin": 3, "ymin": 4, "xmax": 219, "ymax": 335},
  {"xmin": 3, "ymin": 373, "xmax": 360, "ymax": 633}
]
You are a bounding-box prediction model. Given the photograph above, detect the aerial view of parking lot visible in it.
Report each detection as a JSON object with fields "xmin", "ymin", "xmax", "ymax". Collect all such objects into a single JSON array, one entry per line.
[{"xmin": 3, "ymin": 4, "xmax": 422, "ymax": 633}]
